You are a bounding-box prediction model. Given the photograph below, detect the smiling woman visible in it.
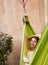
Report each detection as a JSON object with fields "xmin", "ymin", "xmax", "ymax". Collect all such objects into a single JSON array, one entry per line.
[
  {"xmin": 28, "ymin": 36, "xmax": 39, "ymax": 50},
  {"xmin": 23, "ymin": 35, "xmax": 39, "ymax": 65},
  {"xmin": 0, "ymin": 0, "xmax": 46, "ymax": 65}
]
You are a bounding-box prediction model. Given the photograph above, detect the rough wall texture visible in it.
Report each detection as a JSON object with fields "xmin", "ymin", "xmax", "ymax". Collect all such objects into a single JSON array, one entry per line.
[
  {"xmin": 45, "ymin": 0, "xmax": 48, "ymax": 24},
  {"xmin": 0, "ymin": 0, "xmax": 45, "ymax": 65}
]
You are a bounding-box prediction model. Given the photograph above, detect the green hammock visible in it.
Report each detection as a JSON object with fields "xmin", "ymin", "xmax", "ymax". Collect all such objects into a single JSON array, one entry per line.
[
  {"xmin": 20, "ymin": 15, "xmax": 48, "ymax": 65},
  {"xmin": 30, "ymin": 23, "xmax": 48, "ymax": 65}
]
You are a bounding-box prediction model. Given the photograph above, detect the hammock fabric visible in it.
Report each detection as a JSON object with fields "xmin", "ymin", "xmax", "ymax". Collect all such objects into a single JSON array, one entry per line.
[
  {"xmin": 30, "ymin": 23, "xmax": 48, "ymax": 65},
  {"xmin": 20, "ymin": 15, "xmax": 48, "ymax": 65}
]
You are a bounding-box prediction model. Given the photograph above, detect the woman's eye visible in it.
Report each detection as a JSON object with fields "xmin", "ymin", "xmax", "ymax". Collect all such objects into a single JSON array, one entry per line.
[{"xmin": 34, "ymin": 41, "xmax": 37, "ymax": 43}]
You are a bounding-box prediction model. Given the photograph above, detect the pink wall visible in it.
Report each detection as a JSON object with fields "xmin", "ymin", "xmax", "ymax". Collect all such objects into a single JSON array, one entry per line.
[{"xmin": 0, "ymin": 0, "xmax": 45, "ymax": 65}]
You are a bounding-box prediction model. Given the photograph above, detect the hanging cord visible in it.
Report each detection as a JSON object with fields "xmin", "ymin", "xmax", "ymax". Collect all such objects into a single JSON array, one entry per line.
[{"xmin": 18, "ymin": 0, "xmax": 28, "ymax": 13}]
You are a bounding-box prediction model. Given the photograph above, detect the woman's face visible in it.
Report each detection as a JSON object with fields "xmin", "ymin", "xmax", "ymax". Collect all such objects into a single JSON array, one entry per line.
[{"xmin": 30, "ymin": 38, "xmax": 37, "ymax": 50}]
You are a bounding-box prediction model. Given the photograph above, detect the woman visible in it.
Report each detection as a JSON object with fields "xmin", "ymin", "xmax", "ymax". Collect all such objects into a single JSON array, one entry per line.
[{"xmin": 23, "ymin": 35, "xmax": 40, "ymax": 65}]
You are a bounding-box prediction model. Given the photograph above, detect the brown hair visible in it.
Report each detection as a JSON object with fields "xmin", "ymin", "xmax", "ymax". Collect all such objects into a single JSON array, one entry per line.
[
  {"xmin": 28, "ymin": 36, "xmax": 39, "ymax": 43},
  {"xmin": 27, "ymin": 36, "xmax": 39, "ymax": 50},
  {"xmin": 25, "ymin": 36, "xmax": 39, "ymax": 55}
]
